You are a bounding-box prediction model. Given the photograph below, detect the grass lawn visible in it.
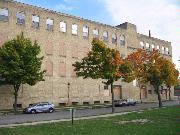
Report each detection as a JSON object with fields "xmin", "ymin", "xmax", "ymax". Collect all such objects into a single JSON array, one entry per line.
[{"xmin": 0, "ymin": 106, "xmax": 178, "ymax": 135}]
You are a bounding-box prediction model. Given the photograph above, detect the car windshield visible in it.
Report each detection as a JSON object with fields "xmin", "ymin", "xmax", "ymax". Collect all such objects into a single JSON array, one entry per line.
[{"xmin": 29, "ymin": 103, "xmax": 39, "ymax": 107}]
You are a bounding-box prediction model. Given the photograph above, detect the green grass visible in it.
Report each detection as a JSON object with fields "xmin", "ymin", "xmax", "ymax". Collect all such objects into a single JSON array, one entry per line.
[{"xmin": 0, "ymin": 106, "xmax": 179, "ymax": 135}]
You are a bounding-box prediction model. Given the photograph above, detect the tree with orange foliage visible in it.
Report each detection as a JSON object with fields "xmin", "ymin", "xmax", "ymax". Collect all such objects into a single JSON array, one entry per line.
[
  {"xmin": 73, "ymin": 39, "xmax": 132, "ymax": 113},
  {"xmin": 123, "ymin": 49, "xmax": 148, "ymax": 102}
]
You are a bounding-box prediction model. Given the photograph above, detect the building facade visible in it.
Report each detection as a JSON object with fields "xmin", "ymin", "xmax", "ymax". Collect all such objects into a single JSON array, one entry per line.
[{"xmin": 0, "ymin": 0, "xmax": 173, "ymax": 109}]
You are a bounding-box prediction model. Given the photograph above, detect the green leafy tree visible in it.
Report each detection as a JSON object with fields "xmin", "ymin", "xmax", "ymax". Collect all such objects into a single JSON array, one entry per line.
[
  {"xmin": 0, "ymin": 33, "xmax": 45, "ymax": 113},
  {"xmin": 73, "ymin": 39, "xmax": 131, "ymax": 113}
]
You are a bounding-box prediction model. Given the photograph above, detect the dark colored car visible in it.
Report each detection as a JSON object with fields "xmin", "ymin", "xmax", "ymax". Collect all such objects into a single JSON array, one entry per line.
[
  {"xmin": 114, "ymin": 99, "xmax": 136, "ymax": 107},
  {"xmin": 23, "ymin": 102, "xmax": 55, "ymax": 114}
]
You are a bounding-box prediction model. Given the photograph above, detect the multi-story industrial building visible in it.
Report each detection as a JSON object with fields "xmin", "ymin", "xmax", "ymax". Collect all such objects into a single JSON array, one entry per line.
[{"xmin": 0, "ymin": 0, "xmax": 173, "ymax": 109}]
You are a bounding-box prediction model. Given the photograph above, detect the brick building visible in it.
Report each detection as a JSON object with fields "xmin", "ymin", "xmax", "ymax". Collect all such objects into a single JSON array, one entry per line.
[{"xmin": 0, "ymin": 0, "xmax": 173, "ymax": 109}]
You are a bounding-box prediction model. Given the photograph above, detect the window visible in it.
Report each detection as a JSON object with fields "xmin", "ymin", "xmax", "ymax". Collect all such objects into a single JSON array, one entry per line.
[
  {"xmin": 16, "ymin": 11, "xmax": 25, "ymax": 25},
  {"xmin": 151, "ymin": 44, "xmax": 155, "ymax": 51},
  {"xmin": 121, "ymin": 53, "xmax": 126, "ymax": 59},
  {"xmin": 104, "ymin": 85, "xmax": 108, "ymax": 90},
  {"xmin": 146, "ymin": 43, "xmax": 150, "ymax": 48},
  {"xmin": 157, "ymin": 45, "xmax": 160, "ymax": 50},
  {"xmin": 83, "ymin": 25, "xmax": 89, "ymax": 38},
  {"xmin": 0, "ymin": 8, "xmax": 8, "ymax": 21},
  {"xmin": 165, "ymin": 47, "xmax": 169, "ymax": 54},
  {"xmin": 60, "ymin": 21, "xmax": 66, "ymax": 32},
  {"xmin": 45, "ymin": 59, "xmax": 53, "ymax": 76},
  {"xmin": 112, "ymin": 33, "xmax": 117, "ymax": 44},
  {"xmin": 59, "ymin": 62, "xmax": 66, "ymax": 77},
  {"xmin": 93, "ymin": 28, "xmax": 99, "ymax": 38},
  {"xmin": 46, "ymin": 18, "xmax": 53, "ymax": 31},
  {"xmin": 140, "ymin": 42, "xmax": 144, "ymax": 49},
  {"xmin": 32, "ymin": 15, "xmax": 39, "ymax": 28},
  {"xmin": 162, "ymin": 46, "xmax": 165, "ymax": 54},
  {"xmin": 103, "ymin": 31, "xmax": 108, "ymax": 42},
  {"xmin": 120, "ymin": 35, "xmax": 125, "ymax": 46},
  {"xmin": 72, "ymin": 24, "xmax": 78, "ymax": 35}
]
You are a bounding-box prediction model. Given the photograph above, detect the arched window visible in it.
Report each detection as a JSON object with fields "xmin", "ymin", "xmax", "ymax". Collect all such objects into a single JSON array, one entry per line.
[
  {"xmin": 60, "ymin": 21, "xmax": 66, "ymax": 32},
  {"xmin": 46, "ymin": 18, "xmax": 53, "ymax": 31},
  {"xmin": 16, "ymin": 11, "xmax": 25, "ymax": 25},
  {"xmin": 112, "ymin": 33, "xmax": 117, "ymax": 44},
  {"xmin": 72, "ymin": 24, "xmax": 78, "ymax": 35},
  {"xmin": 32, "ymin": 14, "xmax": 39, "ymax": 28},
  {"xmin": 140, "ymin": 41, "xmax": 144, "ymax": 49},
  {"xmin": 103, "ymin": 31, "xmax": 108, "ymax": 42},
  {"xmin": 83, "ymin": 25, "xmax": 89, "ymax": 38},
  {"xmin": 151, "ymin": 44, "xmax": 155, "ymax": 51},
  {"xmin": 0, "ymin": 8, "xmax": 8, "ymax": 21},
  {"xmin": 120, "ymin": 35, "xmax": 125, "ymax": 46},
  {"xmin": 93, "ymin": 28, "xmax": 99, "ymax": 38}
]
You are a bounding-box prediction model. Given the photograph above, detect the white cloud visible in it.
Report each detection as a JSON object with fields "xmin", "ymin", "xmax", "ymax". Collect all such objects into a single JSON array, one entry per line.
[
  {"xmin": 103, "ymin": 0, "xmax": 180, "ymax": 70},
  {"xmin": 54, "ymin": 4, "xmax": 78, "ymax": 11}
]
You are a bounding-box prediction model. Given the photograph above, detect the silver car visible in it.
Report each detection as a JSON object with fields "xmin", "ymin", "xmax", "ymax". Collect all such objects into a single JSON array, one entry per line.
[{"xmin": 23, "ymin": 102, "xmax": 55, "ymax": 114}]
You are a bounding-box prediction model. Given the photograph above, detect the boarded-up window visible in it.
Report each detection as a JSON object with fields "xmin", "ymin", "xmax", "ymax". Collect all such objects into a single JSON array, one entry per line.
[
  {"xmin": 45, "ymin": 60, "xmax": 53, "ymax": 76},
  {"xmin": 45, "ymin": 42, "xmax": 53, "ymax": 55},
  {"xmin": 72, "ymin": 45, "xmax": 78, "ymax": 58},
  {"xmin": 59, "ymin": 62, "xmax": 66, "ymax": 77},
  {"xmin": 71, "ymin": 66, "xmax": 76, "ymax": 77},
  {"xmin": 59, "ymin": 42, "xmax": 66, "ymax": 57}
]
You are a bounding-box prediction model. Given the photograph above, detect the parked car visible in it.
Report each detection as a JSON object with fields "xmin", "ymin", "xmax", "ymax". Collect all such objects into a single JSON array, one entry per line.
[
  {"xmin": 23, "ymin": 102, "xmax": 55, "ymax": 114},
  {"xmin": 114, "ymin": 99, "xmax": 136, "ymax": 107}
]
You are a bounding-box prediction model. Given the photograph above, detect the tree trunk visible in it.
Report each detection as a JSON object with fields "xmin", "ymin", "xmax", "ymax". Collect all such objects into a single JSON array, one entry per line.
[
  {"xmin": 165, "ymin": 90, "xmax": 167, "ymax": 100},
  {"xmin": 156, "ymin": 86, "xmax": 162, "ymax": 107},
  {"xmin": 110, "ymin": 82, "xmax": 115, "ymax": 113},
  {"xmin": 13, "ymin": 84, "xmax": 20, "ymax": 114},
  {"xmin": 168, "ymin": 86, "xmax": 171, "ymax": 101}
]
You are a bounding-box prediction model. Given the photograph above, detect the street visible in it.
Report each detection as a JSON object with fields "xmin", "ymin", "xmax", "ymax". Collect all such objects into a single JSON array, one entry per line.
[{"xmin": 0, "ymin": 100, "xmax": 179, "ymax": 125}]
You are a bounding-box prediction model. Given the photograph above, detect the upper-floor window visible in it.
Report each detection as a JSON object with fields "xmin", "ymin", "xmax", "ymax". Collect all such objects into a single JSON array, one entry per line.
[
  {"xmin": 112, "ymin": 33, "xmax": 117, "ymax": 44},
  {"xmin": 120, "ymin": 35, "xmax": 125, "ymax": 46},
  {"xmin": 165, "ymin": 47, "xmax": 169, "ymax": 54},
  {"xmin": 162, "ymin": 46, "xmax": 165, "ymax": 54},
  {"xmin": 140, "ymin": 41, "xmax": 144, "ymax": 49},
  {"xmin": 157, "ymin": 45, "xmax": 160, "ymax": 50},
  {"xmin": 32, "ymin": 15, "xmax": 39, "ymax": 28},
  {"xmin": 72, "ymin": 24, "xmax": 78, "ymax": 35},
  {"xmin": 146, "ymin": 43, "xmax": 150, "ymax": 48},
  {"xmin": 121, "ymin": 53, "xmax": 126, "ymax": 59},
  {"xmin": 16, "ymin": 11, "xmax": 25, "ymax": 25},
  {"xmin": 93, "ymin": 28, "xmax": 99, "ymax": 38},
  {"xmin": 83, "ymin": 25, "xmax": 89, "ymax": 38},
  {"xmin": 103, "ymin": 31, "xmax": 108, "ymax": 42},
  {"xmin": 0, "ymin": 8, "xmax": 8, "ymax": 21},
  {"xmin": 46, "ymin": 18, "xmax": 53, "ymax": 31},
  {"xmin": 60, "ymin": 21, "xmax": 66, "ymax": 32},
  {"xmin": 151, "ymin": 44, "xmax": 155, "ymax": 51}
]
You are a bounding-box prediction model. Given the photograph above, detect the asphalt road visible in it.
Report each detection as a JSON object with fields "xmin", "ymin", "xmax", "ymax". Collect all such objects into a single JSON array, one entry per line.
[{"xmin": 0, "ymin": 100, "xmax": 179, "ymax": 125}]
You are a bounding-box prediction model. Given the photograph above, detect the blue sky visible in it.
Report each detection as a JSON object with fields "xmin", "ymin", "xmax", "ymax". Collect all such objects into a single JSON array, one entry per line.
[
  {"xmin": 16, "ymin": 0, "xmax": 113, "ymax": 25},
  {"xmin": 16, "ymin": 0, "xmax": 180, "ymax": 71}
]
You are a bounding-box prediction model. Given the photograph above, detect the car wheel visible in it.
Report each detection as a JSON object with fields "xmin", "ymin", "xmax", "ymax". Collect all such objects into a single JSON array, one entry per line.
[
  {"xmin": 49, "ymin": 108, "xmax": 54, "ymax": 113},
  {"xmin": 31, "ymin": 109, "xmax": 36, "ymax": 114}
]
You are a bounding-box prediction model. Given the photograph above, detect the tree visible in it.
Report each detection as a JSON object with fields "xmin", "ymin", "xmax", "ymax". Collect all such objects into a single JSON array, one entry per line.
[
  {"xmin": 144, "ymin": 50, "xmax": 172, "ymax": 107},
  {"xmin": 161, "ymin": 60, "xmax": 179, "ymax": 100},
  {"xmin": 123, "ymin": 49, "xmax": 149, "ymax": 102},
  {"xmin": 0, "ymin": 33, "xmax": 45, "ymax": 113},
  {"xmin": 73, "ymin": 39, "xmax": 131, "ymax": 113}
]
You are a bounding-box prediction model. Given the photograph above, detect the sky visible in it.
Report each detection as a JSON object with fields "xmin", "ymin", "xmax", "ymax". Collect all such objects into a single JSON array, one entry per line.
[{"xmin": 16, "ymin": 0, "xmax": 180, "ymax": 72}]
